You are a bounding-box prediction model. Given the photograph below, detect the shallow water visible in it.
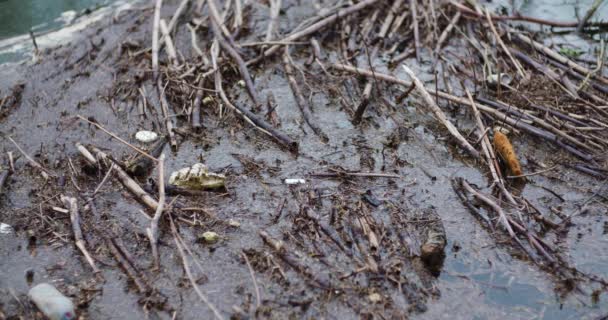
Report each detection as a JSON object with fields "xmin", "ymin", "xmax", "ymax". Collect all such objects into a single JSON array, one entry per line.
[{"xmin": 0, "ymin": 0, "xmax": 607, "ymax": 319}]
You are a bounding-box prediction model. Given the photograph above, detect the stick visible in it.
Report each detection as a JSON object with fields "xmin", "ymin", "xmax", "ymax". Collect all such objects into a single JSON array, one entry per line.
[
  {"xmin": 105, "ymin": 237, "xmax": 150, "ymax": 293},
  {"xmin": 248, "ymin": 0, "xmax": 380, "ymax": 65},
  {"xmin": 434, "ymin": 11, "xmax": 461, "ymax": 56},
  {"xmin": 157, "ymin": 78, "xmax": 179, "ymax": 151},
  {"xmin": 241, "ymin": 251, "xmax": 261, "ymax": 309},
  {"xmin": 77, "ymin": 115, "xmax": 157, "ymax": 161},
  {"xmin": 6, "ymin": 136, "xmax": 55, "ymax": 179},
  {"xmin": 332, "ymin": 64, "xmax": 595, "ymax": 161},
  {"xmin": 191, "ymin": 77, "xmax": 204, "ymax": 131},
  {"xmin": 282, "ymin": 47, "xmax": 327, "ymax": 141},
  {"xmin": 61, "ymin": 196, "xmax": 101, "ymax": 274},
  {"xmin": 450, "ymin": 1, "xmax": 608, "ymax": 28},
  {"xmin": 171, "ymin": 217, "xmax": 225, "ymax": 320},
  {"xmin": 264, "ymin": 0, "xmax": 282, "ymax": 45},
  {"xmin": 147, "ymin": 153, "xmax": 165, "ymax": 269},
  {"xmin": 152, "ymin": 0, "xmax": 163, "ymax": 80},
  {"xmin": 514, "ymin": 31, "xmax": 608, "ymax": 86},
  {"xmin": 410, "ymin": 0, "xmax": 420, "ymax": 61},
  {"xmin": 77, "ymin": 144, "xmax": 159, "ymax": 211},
  {"xmin": 159, "ymin": 19, "xmax": 179, "ymax": 67},
  {"xmin": 211, "ymin": 43, "xmax": 298, "ymax": 151},
  {"xmin": 401, "ymin": 65, "xmax": 480, "ymax": 158},
  {"xmin": 485, "ymin": 9, "xmax": 525, "ymax": 78},
  {"xmin": 577, "ymin": 0, "xmax": 606, "ymax": 33},
  {"xmin": 353, "ymin": 0, "xmax": 403, "ymax": 124}
]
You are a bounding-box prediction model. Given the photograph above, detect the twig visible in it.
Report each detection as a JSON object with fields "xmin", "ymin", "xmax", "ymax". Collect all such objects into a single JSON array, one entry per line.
[
  {"xmin": 170, "ymin": 217, "xmax": 225, "ymax": 320},
  {"xmin": 402, "ymin": 65, "xmax": 480, "ymax": 158},
  {"xmin": 450, "ymin": 1, "xmax": 608, "ymax": 28},
  {"xmin": 61, "ymin": 196, "xmax": 101, "ymax": 274},
  {"xmin": 577, "ymin": 0, "xmax": 606, "ymax": 34},
  {"xmin": 77, "ymin": 144, "xmax": 159, "ymax": 211},
  {"xmin": 485, "ymin": 9, "xmax": 526, "ymax": 79},
  {"xmin": 211, "ymin": 42, "xmax": 298, "ymax": 151},
  {"xmin": 241, "ymin": 251, "xmax": 261, "ymax": 309},
  {"xmin": 77, "ymin": 115, "xmax": 157, "ymax": 161},
  {"xmin": 157, "ymin": 78, "xmax": 179, "ymax": 151},
  {"xmin": 147, "ymin": 153, "xmax": 165, "ymax": 269},
  {"xmin": 264, "ymin": 0, "xmax": 282, "ymax": 46},
  {"xmin": 282, "ymin": 47, "xmax": 327, "ymax": 141},
  {"xmin": 152, "ymin": 0, "xmax": 163, "ymax": 80},
  {"xmin": 248, "ymin": 0, "xmax": 380, "ymax": 65},
  {"xmin": 353, "ymin": 0, "xmax": 403, "ymax": 124},
  {"xmin": 434, "ymin": 11, "xmax": 461, "ymax": 56},
  {"xmin": 6, "ymin": 136, "xmax": 55, "ymax": 179},
  {"xmin": 410, "ymin": 0, "xmax": 420, "ymax": 62},
  {"xmin": 159, "ymin": 19, "xmax": 179, "ymax": 67},
  {"xmin": 514, "ymin": 31, "xmax": 608, "ymax": 86}
]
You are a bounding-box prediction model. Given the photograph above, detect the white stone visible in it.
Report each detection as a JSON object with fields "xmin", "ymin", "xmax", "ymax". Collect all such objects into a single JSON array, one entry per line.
[{"xmin": 135, "ymin": 130, "xmax": 159, "ymax": 144}]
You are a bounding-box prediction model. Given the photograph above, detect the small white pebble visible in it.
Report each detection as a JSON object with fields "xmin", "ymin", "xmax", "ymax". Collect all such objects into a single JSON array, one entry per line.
[
  {"xmin": 135, "ymin": 130, "xmax": 158, "ymax": 144},
  {"xmin": 237, "ymin": 80, "xmax": 246, "ymax": 88}
]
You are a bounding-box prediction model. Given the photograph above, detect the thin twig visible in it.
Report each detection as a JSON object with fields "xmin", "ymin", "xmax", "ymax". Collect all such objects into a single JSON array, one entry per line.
[{"xmin": 147, "ymin": 153, "xmax": 165, "ymax": 269}]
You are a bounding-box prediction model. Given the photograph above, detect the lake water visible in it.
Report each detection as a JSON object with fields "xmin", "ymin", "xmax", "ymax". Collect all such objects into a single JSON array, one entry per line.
[{"xmin": 0, "ymin": 0, "xmax": 125, "ymax": 63}]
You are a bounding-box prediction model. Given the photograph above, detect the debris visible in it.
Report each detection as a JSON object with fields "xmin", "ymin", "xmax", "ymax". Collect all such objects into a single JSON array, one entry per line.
[
  {"xmin": 368, "ymin": 292, "xmax": 382, "ymax": 303},
  {"xmin": 169, "ymin": 163, "xmax": 225, "ymax": 190},
  {"xmin": 28, "ymin": 283, "xmax": 76, "ymax": 320},
  {"xmin": 362, "ymin": 190, "xmax": 382, "ymax": 207},
  {"xmin": 228, "ymin": 219, "xmax": 240, "ymax": 228},
  {"xmin": 0, "ymin": 222, "xmax": 13, "ymax": 234},
  {"xmin": 284, "ymin": 178, "xmax": 306, "ymax": 185},
  {"xmin": 493, "ymin": 129, "xmax": 523, "ymax": 177},
  {"xmin": 419, "ymin": 208, "xmax": 447, "ymax": 275},
  {"xmin": 486, "ymin": 73, "xmax": 513, "ymax": 86},
  {"xmin": 200, "ymin": 231, "xmax": 219, "ymax": 244},
  {"xmin": 135, "ymin": 130, "xmax": 159, "ymax": 144}
]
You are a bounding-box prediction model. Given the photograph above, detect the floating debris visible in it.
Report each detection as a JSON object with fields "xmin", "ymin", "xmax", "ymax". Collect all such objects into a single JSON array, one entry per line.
[
  {"xmin": 494, "ymin": 129, "xmax": 523, "ymax": 177},
  {"xmin": 228, "ymin": 219, "xmax": 241, "ymax": 228},
  {"xmin": 135, "ymin": 130, "xmax": 159, "ymax": 144},
  {"xmin": 0, "ymin": 222, "xmax": 13, "ymax": 234},
  {"xmin": 28, "ymin": 283, "xmax": 76, "ymax": 320},
  {"xmin": 368, "ymin": 292, "xmax": 382, "ymax": 303},
  {"xmin": 486, "ymin": 73, "xmax": 512, "ymax": 86},
  {"xmin": 284, "ymin": 178, "xmax": 306, "ymax": 185},
  {"xmin": 169, "ymin": 163, "xmax": 225, "ymax": 190},
  {"xmin": 200, "ymin": 231, "xmax": 219, "ymax": 244}
]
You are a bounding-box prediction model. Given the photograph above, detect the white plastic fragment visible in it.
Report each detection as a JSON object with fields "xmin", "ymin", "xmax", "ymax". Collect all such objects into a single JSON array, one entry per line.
[
  {"xmin": 284, "ymin": 178, "xmax": 306, "ymax": 185},
  {"xmin": 0, "ymin": 222, "xmax": 13, "ymax": 234},
  {"xmin": 135, "ymin": 130, "xmax": 159, "ymax": 144},
  {"xmin": 28, "ymin": 283, "xmax": 76, "ymax": 320}
]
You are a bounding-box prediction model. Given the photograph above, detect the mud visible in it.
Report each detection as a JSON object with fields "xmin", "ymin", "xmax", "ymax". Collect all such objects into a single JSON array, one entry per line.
[{"xmin": 0, "ymin": 1, "xmax": 607, "ymax": 319}]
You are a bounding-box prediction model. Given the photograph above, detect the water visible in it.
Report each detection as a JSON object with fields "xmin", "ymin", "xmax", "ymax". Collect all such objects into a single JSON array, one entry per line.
[{"xmin": 0, "ymin": 0, "xmax": 123, "ymax": 63}]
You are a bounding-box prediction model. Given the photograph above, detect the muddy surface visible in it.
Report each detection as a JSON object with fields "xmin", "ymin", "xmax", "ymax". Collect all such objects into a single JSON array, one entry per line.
[{"xmin": 1, "ymin": 1, "xmax": 607, "ymax": 319}]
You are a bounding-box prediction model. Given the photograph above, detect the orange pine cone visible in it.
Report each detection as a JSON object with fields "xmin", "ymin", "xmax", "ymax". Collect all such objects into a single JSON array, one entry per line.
[{"xmin": 493, "ymin": 131, "xmax": 523, "ymax": 177}]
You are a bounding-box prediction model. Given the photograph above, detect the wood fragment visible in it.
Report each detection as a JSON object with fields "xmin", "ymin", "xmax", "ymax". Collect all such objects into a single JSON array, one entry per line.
[
  {"xmin": 61, "ymin": 196, "xmax": 101, "ymax": 274},
  {"xmin": 401, "ymin": 65, "xmax": 480, "ymax": 158},
  {"xmin": 147, "ymin": 153, "xmax": 165, "ymax": 269}
]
